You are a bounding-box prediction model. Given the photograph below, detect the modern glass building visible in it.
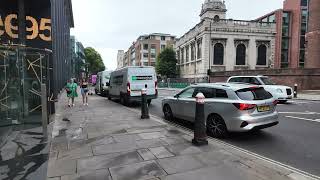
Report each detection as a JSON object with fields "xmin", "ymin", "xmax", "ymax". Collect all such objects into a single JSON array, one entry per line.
[{"xmin": 0, "ymin": 0, "xmax": 74, "ymax": 144}]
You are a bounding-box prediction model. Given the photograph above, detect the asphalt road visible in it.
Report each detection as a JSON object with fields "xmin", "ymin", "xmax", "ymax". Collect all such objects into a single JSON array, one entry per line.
[{"xmin": 130, "ymin": 89, "xmax": 320, "ymax": 177}]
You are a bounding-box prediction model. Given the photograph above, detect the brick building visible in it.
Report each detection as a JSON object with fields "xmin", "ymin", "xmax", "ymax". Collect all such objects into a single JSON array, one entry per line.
[
  {"xmin": 255, "ymin": 0, "xmax": 309, "ymax": 68},
  {"xmin": 119, "ymin": 33, "xmax": 175, "ymax": 68},
  {"xmin": 305, "ymin": 0, "xmax": 320, "ymax": 68}
]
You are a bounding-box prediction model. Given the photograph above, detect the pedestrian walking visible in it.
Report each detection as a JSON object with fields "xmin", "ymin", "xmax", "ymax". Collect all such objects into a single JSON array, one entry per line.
[
  {"xmin": 80, "ymin": 78, "xmax": 89, "ymax": 106},
  {"xmin": 66, "ymin": 79, "xmax": 78, "ymax": 107}
]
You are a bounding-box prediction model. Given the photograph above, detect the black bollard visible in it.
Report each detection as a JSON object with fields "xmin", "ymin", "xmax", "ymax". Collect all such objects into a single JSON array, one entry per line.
[
  {"xmin": 192, "ymin": 93, "xmax": 208, "ymax": 146},
  {"xmin": 294, "ymin": 84, "xmax": 298, "ymax": 98},
  {"xmin": 141, "ymin": 88, "xmax": 150, "ymax": 119}
]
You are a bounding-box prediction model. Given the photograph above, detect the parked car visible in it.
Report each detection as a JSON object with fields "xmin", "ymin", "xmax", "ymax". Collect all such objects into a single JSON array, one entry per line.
[
  {"xmin": 95, "ymin": 70, "xmax": 112, "ymax": 96},
  {"xmin": 227, "ymin": 76, "xmax": 293, "ymax": 103},
  {"xmin": 108, "ymin": 66, "xmax": 158, "ymax": 105},
  {"xmin": 162, "ymin": 83, "xmax": 279, "ymax": 138}
]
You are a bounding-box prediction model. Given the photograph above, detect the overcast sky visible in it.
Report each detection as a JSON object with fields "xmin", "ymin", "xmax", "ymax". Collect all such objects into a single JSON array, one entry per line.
[{"xmin": 70, "ymin": 0, "xmax": 283, "ymax": 70}]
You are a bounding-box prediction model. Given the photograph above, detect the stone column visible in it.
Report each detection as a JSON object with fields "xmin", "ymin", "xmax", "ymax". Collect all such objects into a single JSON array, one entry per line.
[{"xmin": 306, "ymin": 0, "xmax": 320, "ymax": 68}]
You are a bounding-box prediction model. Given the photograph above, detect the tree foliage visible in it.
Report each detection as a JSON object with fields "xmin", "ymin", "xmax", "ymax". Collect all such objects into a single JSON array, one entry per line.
[
  {"xmin": 156, "ymin": 47, "xmax": 178, "ymax": 78},
  {"xmin": 84, "ymin": 47, "xmax": 105, "ymax": 74}
]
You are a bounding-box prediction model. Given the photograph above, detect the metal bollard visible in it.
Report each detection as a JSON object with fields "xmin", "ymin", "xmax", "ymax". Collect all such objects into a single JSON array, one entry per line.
[
  {"xmin": 141, "ymin": 88, "xmax": 150, "ymax": 119},
  {"xmin": 294, "ymin": 84, "xmax": 298, "ymax": 98},
  {"xmin": 192, "ymin": 93, "xmax": 208, "ymax": 146}
]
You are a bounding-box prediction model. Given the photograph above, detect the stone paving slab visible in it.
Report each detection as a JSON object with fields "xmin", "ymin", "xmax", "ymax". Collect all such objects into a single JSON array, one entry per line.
[
  {"xmin": 157, "ymin": 155, "xmax": 207, "ymax": 175},
  {"xmin": 77, "ymin": 151, "xmax": 143, "ymax": 172},
  {"xmin": 60, "ymin": 169, "xmax": 111, "ymax": 180},
  {"xmin": 137, "ymin": 149, "xmax": 157, "ymax": 161},
  {"xmin": 109, "ymin": 160, "xmax": 167, "ymax": 180},
  {"xmin": 149, "ymin": 147, "xmax": 175, "ymax": 159},
  {"xmin": 47, "ymin": 158, "xmax": 77, "ymax": 177},
  {"xmin": 92, "ymin": 142, "xmax": 138, "ymax": 155}
]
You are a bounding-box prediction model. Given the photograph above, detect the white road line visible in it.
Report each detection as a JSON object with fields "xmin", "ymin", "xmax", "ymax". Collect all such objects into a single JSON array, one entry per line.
[
  {"xmin": 279, "ymin": 112, "xmax": 320, "ymax": 115},
  {"xmin": 285, "ymin": 116, "xmax": 320, "ymax": 123}
]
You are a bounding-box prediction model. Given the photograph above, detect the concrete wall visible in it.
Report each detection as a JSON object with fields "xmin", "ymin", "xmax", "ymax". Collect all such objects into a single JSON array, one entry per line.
[{"xmin": 209, "ymin": 68, "xmax": 320, "ymax": 90}]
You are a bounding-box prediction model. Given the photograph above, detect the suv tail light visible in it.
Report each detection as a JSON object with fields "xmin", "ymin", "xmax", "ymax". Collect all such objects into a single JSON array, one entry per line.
[
  {"xmin": 155, "ymin": 81, "xmax": 158, "ymax": 96},
  {"xmin": 127, "ymin": 82, "xmax": 131, "ymax": 96},
  {"xmin": 233, "ymin": 103, "xmax": 256, "ymax": 110},
  {"xmin": 273, "ymin": 100, "xmax": 279, "ymax": 105}
]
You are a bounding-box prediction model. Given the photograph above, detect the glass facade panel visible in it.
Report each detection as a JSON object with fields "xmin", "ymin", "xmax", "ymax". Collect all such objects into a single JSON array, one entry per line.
[{"xmin": 0, "ymin": 47, "xmax": 50, "ymax": 127}]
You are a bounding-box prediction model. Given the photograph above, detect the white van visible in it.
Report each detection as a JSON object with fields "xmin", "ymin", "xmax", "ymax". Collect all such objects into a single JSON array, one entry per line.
[
  {"xmin": 95, "ymin": 70, "xmax": 112, "ymax": 96},
  {"xmin": 108, "ymin": 66, "xmax": 158, "ymax": 105}
]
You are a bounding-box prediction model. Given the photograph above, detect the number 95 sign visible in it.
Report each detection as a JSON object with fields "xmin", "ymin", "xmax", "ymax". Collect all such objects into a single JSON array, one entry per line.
[{"xmin": 0, "ymin": 14, "xmax": 51, "ymax": 42}]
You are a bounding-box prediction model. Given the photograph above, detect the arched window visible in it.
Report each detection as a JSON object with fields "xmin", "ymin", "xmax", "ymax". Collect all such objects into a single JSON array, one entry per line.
[
  {"xmin": 213, "ymin": 43, "xmax": 224, "ymax": 65},
  {"xmin": 214, "ymin": 15, "xmax": 220, "ymax": 22},
  {"xmin": 257, "ymin": 45, "xmax": 267, "ymax": 65},
  {"xmin": 236, "ymin": 44, "xmax": 246, "ymax": 65}
]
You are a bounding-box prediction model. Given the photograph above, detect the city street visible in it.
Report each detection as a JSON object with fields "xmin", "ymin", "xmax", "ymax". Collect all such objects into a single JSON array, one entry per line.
[{"xmin": 129, "ymin": 89, "xmax": 320, "ymax": 177}]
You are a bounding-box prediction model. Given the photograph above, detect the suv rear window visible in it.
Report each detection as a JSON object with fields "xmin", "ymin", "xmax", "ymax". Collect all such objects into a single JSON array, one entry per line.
[{"xmin": 236, "ymin": 87, "xmax": 273, "ymax": 100}]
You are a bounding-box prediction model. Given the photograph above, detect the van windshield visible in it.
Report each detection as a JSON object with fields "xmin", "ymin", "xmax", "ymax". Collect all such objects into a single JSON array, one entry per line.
[{"xmin": 236, "ymin": 87, "xmax": 273, "ymax": 100}]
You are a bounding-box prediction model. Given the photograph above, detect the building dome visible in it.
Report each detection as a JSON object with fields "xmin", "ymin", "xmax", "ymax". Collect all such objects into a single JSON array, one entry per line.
[{"xmin": 200, "ymin": 0, "xmax": 227, "ymax": 20}]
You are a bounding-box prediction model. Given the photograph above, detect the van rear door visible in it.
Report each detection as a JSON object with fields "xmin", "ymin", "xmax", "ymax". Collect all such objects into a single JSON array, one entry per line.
[{"xmin": 128, "ymin": 68, "xmax": 157, "ymax": 97}]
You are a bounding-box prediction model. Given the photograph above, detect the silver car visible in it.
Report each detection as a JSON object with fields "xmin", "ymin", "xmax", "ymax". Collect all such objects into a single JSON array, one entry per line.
[{"xmin": 162, "ymin": 83, "xmax": 279, "ymax": 138}]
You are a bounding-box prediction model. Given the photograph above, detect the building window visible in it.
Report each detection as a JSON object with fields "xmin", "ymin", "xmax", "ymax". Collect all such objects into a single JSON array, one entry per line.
[
  {"xmin": 161, "ymin": 45, "xmax": 166, "ymax": 50},
  {"xmin": 269, "ymin": 14, "xmax": 276, "ymax": 23},
  {"xmin": 197, "ymin": 40, "xmax": 202, "ymax": 59},
  {"xmin": 191, "ymin": 43, "xmax": 195, "ymax": 61},
  {"xmin": 300, "ymin": 9, "xmax": 308, "ymax": 67},
  {"xmin": 186, "ymin": 46, "xmax": 189, "ymax": 62},
  {"xmin": 151, "ymin": 53, "xmax": 156, "ymax": 58},
  {"xmin": 281, "ymin": 12, "xmax": 290, "ymax": 68},
  {"xmin": 143, "ymin": 53, "xmax": 149, "ymax": 58},
  {"xmin": 143, "ymin": 44, "xmax": 148, "ymax": 50},
  {"xmin": 181, "ymin": 48, "xmax": 184, "ymax": 64},
  {"xmin": 257, "ymin": 45, "xmax": 267, "ymax": 66},
  {"xmin": 236, "ymin": 44, "xmax": 246, "ymax": 65},
  {"xmin": 213, "ymin": 43, "xmax": 224, "ymax": 65},
  {"xmin": 301, "ymin": 0, "xmax": 308, "ymax": 6},
  {"xmin": 214, "ymin": 15, "xmax": 220, "ymax": 22},
  {"xmin": 161, "ymin": 36, "xmax": 166, "ymax": 41},
  {"xmin": 177, "ymin": 50, "xmax": 180, "ymax": 62}
]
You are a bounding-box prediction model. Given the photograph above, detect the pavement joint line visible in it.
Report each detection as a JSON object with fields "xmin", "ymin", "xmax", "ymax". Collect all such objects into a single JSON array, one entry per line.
[
  {"xmin": 285, "ymin": 116, "xmax": 320, "ymax": 123},
  {"xmin": 129, "ymin": 109, "xmax": 320, "ymax": 180}
]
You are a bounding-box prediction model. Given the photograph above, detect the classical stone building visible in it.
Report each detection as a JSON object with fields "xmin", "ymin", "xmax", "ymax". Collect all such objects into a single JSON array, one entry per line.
[{"xmin": 175, "ymin": 0, "xmax": 276, "ymax": 80}]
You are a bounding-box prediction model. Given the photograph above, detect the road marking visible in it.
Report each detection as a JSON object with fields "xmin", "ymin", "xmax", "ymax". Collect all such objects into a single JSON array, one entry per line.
[
  {"xmin": 285, "ymin": 116, "xmax": 320, "ymax": 123},
  {"xmin": 279, "ymin": 112, "xmax": 320, "ymax": 115}
]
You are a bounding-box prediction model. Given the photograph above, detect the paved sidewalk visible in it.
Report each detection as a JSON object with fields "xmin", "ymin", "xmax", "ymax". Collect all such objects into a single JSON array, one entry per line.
[{"xmin": 47, "ymin": 94, "xmax": 315, "ymax": 180}]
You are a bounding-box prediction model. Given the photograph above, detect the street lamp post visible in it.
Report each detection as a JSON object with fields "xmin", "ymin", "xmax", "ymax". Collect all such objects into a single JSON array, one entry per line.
[{"xmin": 208, "ymin": 20, "xmax": 212, "ymax": 83}]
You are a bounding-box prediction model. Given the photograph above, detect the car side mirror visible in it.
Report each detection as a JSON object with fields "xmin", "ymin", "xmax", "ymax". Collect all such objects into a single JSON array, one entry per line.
[{"xmin": 174, "ymin": 94, "xmax": 179, "ymax": 98}]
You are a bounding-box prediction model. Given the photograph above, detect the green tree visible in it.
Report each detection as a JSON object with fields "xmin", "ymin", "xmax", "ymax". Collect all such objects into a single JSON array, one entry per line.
[
  {"xmin": 84, "ymin": 47, "xmax": 106, "ymax": 74},
  {"xmin": 156, "ymin": 47, "xmax": 178, "ymax": 78}
]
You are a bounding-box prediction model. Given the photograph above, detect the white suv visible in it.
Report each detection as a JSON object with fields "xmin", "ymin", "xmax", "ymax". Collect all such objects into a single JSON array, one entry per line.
[{"xmin": 227, "ymin": 76, "xmax": 293, "ymax": 103}]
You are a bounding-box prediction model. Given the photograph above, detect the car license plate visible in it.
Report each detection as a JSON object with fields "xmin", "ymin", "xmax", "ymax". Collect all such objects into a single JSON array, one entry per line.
[{"xmin": 257, "ymin": 105, "xmax": 270, "ymax": 112}]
